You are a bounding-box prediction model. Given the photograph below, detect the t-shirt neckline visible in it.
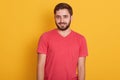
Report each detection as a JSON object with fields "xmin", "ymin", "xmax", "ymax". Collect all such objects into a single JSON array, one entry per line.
[{"xmin": 55, "ymin": 29, "xmax": 73, "ymax": 39}]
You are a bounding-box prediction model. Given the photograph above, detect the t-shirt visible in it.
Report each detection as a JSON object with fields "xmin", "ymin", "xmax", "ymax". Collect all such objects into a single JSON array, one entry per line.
[{"xmin": 37, "ymin": 29, "xmax": 88, "ymax": 80}]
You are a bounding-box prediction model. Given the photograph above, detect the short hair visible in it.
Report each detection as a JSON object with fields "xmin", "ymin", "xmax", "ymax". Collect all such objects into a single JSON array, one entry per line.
[{"xmin": 54, "ymin": 3, "xmax": 73, "ymax": 16}]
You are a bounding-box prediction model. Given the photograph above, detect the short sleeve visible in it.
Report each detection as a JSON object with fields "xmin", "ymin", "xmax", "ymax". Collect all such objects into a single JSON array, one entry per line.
[
  {"xmin": 79, "ymin": 36, "xmax": 88, "ymax": 57},
  {"xmin": 37, "ymin": 33, "xmax": 48, "ymax": 54}
]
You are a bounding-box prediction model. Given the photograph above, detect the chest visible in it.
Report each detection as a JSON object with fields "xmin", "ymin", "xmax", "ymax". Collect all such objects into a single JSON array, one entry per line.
[{"xmin": 47, "ymin": 37, "xmax": 80, "ymax": 57}]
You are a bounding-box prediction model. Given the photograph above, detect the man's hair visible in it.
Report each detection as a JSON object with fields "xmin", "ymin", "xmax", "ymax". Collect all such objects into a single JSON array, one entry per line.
[{"xmin": 54, "ymin": 3, "xmax": 73, "ymax": 16}]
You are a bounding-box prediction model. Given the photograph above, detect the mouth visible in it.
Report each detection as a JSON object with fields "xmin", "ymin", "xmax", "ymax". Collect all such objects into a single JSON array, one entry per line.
[{"xmin": 59, "ymin": 23, "xmax": 66, "ymax": 25}]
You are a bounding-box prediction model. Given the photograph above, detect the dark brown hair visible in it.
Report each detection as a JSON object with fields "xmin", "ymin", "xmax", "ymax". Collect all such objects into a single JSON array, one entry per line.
[{"xmin": 54, "ymin": 3, "xmax": 73, "ymax": 16}]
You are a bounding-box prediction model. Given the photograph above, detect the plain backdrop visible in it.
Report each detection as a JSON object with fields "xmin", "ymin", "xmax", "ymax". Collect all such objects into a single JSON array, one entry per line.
[{"xmin": 0, "ymin": 0, "xmax": 120, "ymax": 80}]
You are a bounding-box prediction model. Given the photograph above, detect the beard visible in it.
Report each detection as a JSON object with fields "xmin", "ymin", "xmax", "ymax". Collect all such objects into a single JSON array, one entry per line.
[{"xmin": 55, "ymin": 20, "xmax": 71, "ymax": 31}]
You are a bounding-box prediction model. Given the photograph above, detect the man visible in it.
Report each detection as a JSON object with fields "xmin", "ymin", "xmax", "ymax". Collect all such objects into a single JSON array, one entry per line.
[{"xmin": 37, "ymin": 3, "xmax": 88, "ymax": 80}]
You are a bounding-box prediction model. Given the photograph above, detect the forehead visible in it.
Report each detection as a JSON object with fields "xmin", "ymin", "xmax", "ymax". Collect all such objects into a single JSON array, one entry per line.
[{"xmin": 55, "ymin": 9, "xmax": 70, "ymax": 15}]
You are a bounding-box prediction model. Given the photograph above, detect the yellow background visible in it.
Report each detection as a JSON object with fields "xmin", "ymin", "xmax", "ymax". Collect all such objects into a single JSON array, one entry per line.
[{"xmin": 0, "ymin": 0, "xmax": 120, "ymax": 80}]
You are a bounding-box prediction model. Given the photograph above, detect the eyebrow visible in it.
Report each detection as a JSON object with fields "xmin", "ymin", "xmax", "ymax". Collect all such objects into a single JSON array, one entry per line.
[{"xmin": 55, "ymin": 14, "xmax": 69, "ymax": 16}]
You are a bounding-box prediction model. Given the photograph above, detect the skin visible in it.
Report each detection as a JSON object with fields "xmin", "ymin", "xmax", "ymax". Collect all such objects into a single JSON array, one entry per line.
[
  {"xmin": 55, "ymin": 9, "xmax": 71, "ymax": 31},
  {"xmin": 54, "ymin": 9, "xmax": 72, "ymax": 37},
  {"xmin": 38, "ymin": 9, "xmax": 86, "ymax": 80}
]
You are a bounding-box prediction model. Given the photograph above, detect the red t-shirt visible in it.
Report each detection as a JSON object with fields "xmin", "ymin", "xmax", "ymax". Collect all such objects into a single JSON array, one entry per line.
[{"xmin": 37, "ymin": 29, "xmax": 88, "ymax": 80}]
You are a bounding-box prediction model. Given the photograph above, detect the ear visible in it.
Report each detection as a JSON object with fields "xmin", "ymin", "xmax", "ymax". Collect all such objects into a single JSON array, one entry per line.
[
  {"xmin": 54, "ymin": 15, "xmax": 56, "ymax": 18},
  {"xmin": 71, "ymin": 16, "xmax": 73, "ymax": 20}
]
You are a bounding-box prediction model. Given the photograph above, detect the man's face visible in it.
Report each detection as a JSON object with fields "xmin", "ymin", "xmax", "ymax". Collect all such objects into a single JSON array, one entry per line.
[{"xmin": 54, "ymin": 9, "xmax": 72, "ymax": 31}]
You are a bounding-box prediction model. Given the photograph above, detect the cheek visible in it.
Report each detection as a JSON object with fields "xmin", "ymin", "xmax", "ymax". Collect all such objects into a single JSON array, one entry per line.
[
  {"xmin": 66, "ymin": 19, "xmax": 71, "ymax": 23},
  {"xmin": 55, "ymin": 19, "xmax": 60, "ymax": 23}
]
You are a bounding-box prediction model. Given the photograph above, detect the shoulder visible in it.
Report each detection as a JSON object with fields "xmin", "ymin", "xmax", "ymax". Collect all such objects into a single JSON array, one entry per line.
[
  {"xmin": 72, "ymin": 31, "xmax": 87, "ymax": 46},
  {"xmin": 72, "ymin": 30, "xmax": 86, "ymax": 40},
  {"xmin": 40, "ymin": 29, "xmax": 56, "ymax": 37}
]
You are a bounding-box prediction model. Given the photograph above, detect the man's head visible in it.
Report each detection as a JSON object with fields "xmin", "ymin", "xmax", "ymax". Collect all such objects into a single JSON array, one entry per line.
[{"xmin": 54, "ymin": 3, "xmax": 73, "ymax": 31}]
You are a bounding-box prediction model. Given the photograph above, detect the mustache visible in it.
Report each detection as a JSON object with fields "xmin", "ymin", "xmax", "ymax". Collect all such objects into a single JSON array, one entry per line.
[{"xmin": 58, "ymin": 22, "xmax": 66, "ymax": 24}]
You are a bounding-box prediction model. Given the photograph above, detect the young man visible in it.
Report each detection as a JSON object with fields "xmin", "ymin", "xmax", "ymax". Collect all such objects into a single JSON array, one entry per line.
[{"xmin": 37, "ymin": 3, "xmax": 88, "ymax": 80}]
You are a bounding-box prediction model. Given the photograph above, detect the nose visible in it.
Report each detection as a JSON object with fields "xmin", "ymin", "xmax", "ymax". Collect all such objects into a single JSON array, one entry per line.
[{"xmin": 60, "ymin": 17, "xmax": 64, "ymax": 22}]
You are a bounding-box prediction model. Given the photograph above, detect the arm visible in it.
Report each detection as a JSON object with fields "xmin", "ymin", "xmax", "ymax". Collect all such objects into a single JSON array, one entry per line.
[
  {"xmin": 37, "ymin": 53, "xmax": 46, "ymax": 80},
  {"xmin": 78, "ymin": 57, "xmax": 86, "ymax": 80}
]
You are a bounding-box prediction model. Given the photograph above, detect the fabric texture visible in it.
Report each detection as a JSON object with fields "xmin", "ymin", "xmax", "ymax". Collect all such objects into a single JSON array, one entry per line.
[{"xmin": 37, "ymin": 29, "xmax": 88, "ymax": 80}]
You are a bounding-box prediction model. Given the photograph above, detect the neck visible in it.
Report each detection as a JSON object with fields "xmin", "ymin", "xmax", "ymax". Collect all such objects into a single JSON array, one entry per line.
[{"xmin": 57, "ymin": 28, "xmax": 71, "ymax": 37}]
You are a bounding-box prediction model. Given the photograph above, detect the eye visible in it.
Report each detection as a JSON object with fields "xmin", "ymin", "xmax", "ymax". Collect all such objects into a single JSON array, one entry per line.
[
  {"xmin": 55, "ymin": 15, "xmax": 60, "ymax": 19},
  {"xmin": 63, "ymin": 15, "xmax": 68, "ymax": 18}
]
